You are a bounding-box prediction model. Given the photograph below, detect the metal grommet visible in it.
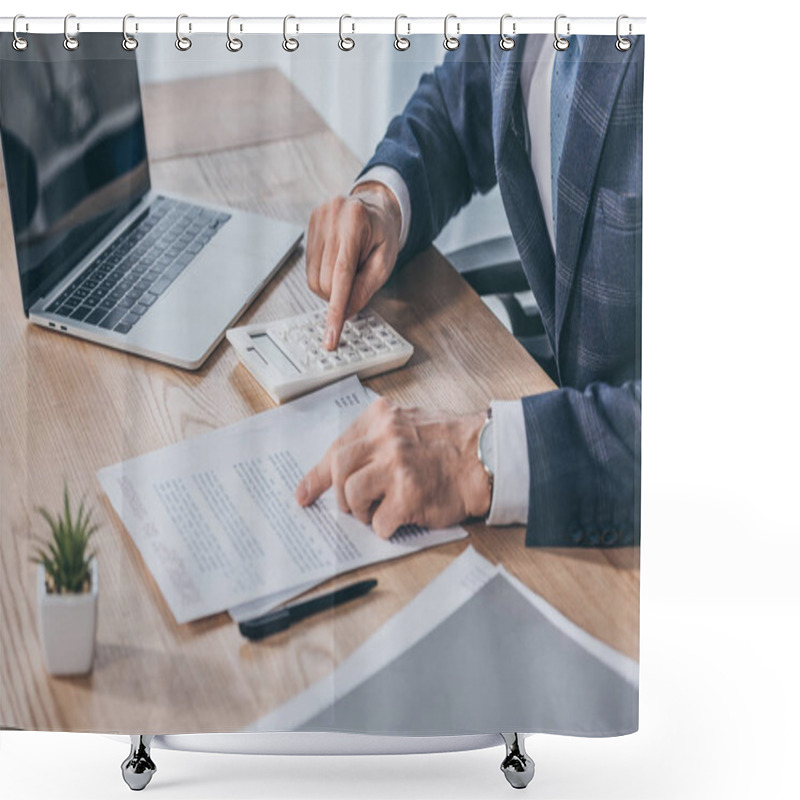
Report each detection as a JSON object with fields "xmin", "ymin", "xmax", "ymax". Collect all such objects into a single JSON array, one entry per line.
[
  {"xmin": 175, "ymin": 13, "xmax": 192, "ymax": 51},
  {"xmin": 338, "ymin": 14, "xmax": 354, "ymax": 51},
  {"xmin": 616, "ymin": 14, "xmax": 632, "ymax": 51},
  {"xmin": 122, "ymin": 14, "xmax": 138, "ymax": 51},
  {"xmin": 282, "ymin": 15, "xmax": 299, "ymax": 51},
  {"xmin": 12, "ymin": 15, "xmax": 28, "ymax": 51},
  {"xmin": 443, "ymin": 14, "xmax": 460, "ymax": 51},
  {"xmin": 226, "ymin": 14, "xmax": 243, "ymax": 52},
  {"xmin": 63, "ymin": 13, "xmax": 79, "ymax": 51},
  {"xmin": 553, "ymin": 14, "xmax": 570, "ymax": 51},
  {"xmin": 499, "ymin": 13, "xmax": 515, "ymax": 50},
  {"xmin": 394, "ymin": 14, "xmax": 410, "ymax": 51}
]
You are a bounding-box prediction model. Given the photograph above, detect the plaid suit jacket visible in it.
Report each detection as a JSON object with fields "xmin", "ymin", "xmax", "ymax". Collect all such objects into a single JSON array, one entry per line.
[{"xmin": 361, "ymin": 34, "xmax": 643, "ymax": 547}]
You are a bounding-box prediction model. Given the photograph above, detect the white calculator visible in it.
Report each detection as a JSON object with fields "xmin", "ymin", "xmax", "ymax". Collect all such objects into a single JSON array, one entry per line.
[{"xmin": 226, "ymin": 308, "xmax": 414, "ymax": 403}]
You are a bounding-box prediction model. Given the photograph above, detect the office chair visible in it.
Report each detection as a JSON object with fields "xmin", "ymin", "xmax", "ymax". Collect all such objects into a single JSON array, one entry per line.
[{"xmin": 445, "ymin": 236, "xmax": 559, "ymax": 384}]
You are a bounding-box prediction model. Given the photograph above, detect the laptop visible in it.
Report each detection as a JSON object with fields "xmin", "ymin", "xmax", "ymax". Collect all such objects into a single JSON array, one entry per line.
[{"xmin": 0, "ymin": 33, "xmax": 303, "ymax": 370}]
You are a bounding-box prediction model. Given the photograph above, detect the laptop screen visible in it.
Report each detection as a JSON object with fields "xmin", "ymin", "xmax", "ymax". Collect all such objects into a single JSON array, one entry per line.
[{"xmin": 0, "ymin": 33, "xmax": 150, "ymax": 314}]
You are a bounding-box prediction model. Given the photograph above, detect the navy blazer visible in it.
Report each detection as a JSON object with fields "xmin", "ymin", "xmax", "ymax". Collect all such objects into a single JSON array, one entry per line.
[{"xmin": 360, "ymin": 35, "xmax": 643, "ymax": 548}]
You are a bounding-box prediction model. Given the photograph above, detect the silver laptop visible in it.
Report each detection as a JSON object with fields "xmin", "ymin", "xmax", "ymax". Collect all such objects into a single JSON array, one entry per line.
[{"xmin": 0, "ymin": 33, "xmax": 302, "ymax": 370}]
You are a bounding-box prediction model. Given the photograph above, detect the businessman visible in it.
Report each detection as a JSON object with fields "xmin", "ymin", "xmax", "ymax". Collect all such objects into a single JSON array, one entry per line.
[{"xmin": 295, "ymin": 34, "xmax": 643, "ymax": 548}]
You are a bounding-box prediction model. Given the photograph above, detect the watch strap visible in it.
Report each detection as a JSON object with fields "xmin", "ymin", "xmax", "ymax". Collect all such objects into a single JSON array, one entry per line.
[{"xmin": 477, "ymin": 408, "xmax": 494, "ymax": 513}]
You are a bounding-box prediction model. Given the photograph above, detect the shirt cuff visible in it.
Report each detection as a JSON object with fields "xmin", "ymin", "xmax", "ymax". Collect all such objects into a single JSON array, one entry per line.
[
  {"xmin": 486, "ymin": 400, "xmax": 531, "ymax": 526},
  {"xmin": 351, "ymin": 165, "xmax": 411, "ymax": 251}
]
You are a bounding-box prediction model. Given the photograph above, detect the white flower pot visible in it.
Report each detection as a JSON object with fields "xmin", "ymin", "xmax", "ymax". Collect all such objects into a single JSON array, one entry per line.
[{"xmin": 37, "ymin": 557, "xmax": 98, "ymax": 676}]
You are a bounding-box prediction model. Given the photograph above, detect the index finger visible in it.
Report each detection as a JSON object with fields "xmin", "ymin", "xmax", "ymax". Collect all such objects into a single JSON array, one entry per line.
[
  {"xmin": 295, "ymin": 452, "xmax": 333, "ymax": 507},
  {"xmin": 295, "ymin": 402, "xmax": 383, "ymax": 506},
  {"xmin": 324, "ymin": 240, "xmax": 359, "ymax": 350}
]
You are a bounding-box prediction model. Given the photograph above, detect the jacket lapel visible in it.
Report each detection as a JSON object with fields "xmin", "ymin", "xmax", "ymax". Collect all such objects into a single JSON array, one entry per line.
[
  {"xmin": 491, "ymin": 35, "xmax": 558, "ymax": 338},
  {"xmin": 553, "ymin": 35, "xmax": 636, "ymax": 353}
]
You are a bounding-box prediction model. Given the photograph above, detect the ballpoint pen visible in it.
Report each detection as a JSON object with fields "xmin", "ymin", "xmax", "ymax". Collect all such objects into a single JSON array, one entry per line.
[{"xmin": 238, "ymin": 578, "xmax": 378, "ymax": 641}]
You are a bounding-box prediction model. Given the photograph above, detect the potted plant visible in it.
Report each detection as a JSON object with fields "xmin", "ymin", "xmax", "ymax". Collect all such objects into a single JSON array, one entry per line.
[{"xmin": 30, "ymin": 485, "xmax": 99, "ymax": 676}]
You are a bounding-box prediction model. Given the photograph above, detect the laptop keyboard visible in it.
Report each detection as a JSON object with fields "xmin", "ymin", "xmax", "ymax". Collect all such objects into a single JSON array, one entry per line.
[{"xmin": 45, "ymin": 196, "xmax": 230, "ymax": 334}]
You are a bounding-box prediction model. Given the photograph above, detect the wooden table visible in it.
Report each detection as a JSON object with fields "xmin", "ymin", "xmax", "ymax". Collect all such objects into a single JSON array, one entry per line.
[{"xmin": 0, "ymin": 68, "xmax": 639, "ymax": 733}]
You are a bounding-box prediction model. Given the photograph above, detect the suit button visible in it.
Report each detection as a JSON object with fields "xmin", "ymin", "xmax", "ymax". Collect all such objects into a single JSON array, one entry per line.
[
  {"xmin": 586, "ymin": 531, "xmax": 600, "ymax": 546},
  {"xmin": 601, "ymin": 530, "xmax": 618, "ymax": 545},
  {"xmin": 570, "ymin": 530, "xmax": 584, "ymax": 545}
]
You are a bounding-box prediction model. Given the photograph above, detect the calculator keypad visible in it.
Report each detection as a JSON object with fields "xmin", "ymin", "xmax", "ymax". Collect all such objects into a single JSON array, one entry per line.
[
  {"xmin": 275, "ymin": 310, "xmax": 408, "ymax": 373},
  {"xmin": 227, "ymin": 308, "xmax": 414, "ymax": 404}
]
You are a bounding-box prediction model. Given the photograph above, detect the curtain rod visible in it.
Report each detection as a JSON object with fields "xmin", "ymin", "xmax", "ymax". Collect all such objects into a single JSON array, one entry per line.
[{"xmin": 0, "ymin": 16, "xmax": 646, "ymax": 37}]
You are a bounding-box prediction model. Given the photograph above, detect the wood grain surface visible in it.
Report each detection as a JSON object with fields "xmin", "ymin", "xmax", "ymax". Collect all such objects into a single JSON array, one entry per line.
[{"xmin": 0, "ymin": 68, "xmax": 639, "ymax": 733}]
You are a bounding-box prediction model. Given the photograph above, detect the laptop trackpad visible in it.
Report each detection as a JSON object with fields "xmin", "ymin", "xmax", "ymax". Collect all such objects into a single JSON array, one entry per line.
[{"xmin": 129, "ymin": 219, "xmax": 299, "ymax": 369}]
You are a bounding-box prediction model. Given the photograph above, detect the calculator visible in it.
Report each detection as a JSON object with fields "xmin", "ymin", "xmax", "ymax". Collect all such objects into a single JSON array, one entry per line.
[{"xmin": 226, "ymin": 308, "xmax": 414, "ymax": 403}]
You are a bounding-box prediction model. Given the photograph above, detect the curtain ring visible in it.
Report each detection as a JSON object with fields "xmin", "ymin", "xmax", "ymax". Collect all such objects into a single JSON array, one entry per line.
[
  {"xmin": 499, "ymin": 14, "xmax": 515, "ymax": 50},
  {"xmin": 553, "ymin": 14, "xmax": 570, "ymax": 51},
  {"xmin": 338, "ymin": 14, "xmax": 355, "ymax": 51},
  {"xmin": 282, "ymin": 15, "xmax": 299, "ymax": 51},
  {"xmin": 394, "ymin": 14, "xmax": 410, "ymax": 51},
  {"xmin": 616, "ymin": 14, "xmax": 632, "ymax": 51},
  {"xmin": 443, "ymin": 14, "xmax": 460, "ymax": 51},
  {"xmin": 226, "ymin": 14, "xmax": 243, "ymax": 52},
  {"xmin": 175, "ymin": 14, "xmax": 192, "ymax": 51},
  {"xmin": 122, "ymin": 14, "xmax": 138, "ymax": 51},
  {"xmin": 63, "ymin": 13, "xmax": 79, "ymax": 51},
  {"xmin": 12, "ymin": 15, "xmax": 28, "ymax": 51}
]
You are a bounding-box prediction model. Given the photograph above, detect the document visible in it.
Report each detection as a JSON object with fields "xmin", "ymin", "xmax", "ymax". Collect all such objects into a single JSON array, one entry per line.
[
  {"xmin": 228, "ymin": 580, "xmax": 320, "ymax": 624},
  {"xmin": 244, "ymin": 546, "xmax": 639, "ymax": 736},
  {"xmin": 98, "ymin": 377, "xmax": 467, "ymax": 624}
]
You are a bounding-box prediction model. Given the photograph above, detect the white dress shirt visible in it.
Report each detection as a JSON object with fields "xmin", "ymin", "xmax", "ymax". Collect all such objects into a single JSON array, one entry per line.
[{"xmin": 353, "ymin": 36, "xmax": 557, "ymax": 525}]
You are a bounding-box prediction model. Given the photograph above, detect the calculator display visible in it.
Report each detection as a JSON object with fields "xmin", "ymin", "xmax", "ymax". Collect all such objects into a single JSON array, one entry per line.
[{"xmin": 249, "ymin": 333, "xmax": 300, "ymax": 375}]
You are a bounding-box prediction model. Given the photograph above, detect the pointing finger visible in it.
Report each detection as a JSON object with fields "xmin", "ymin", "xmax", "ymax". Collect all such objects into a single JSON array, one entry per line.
[
  {"xmin": 295, "ymin": 454, "xmax": 332, "ymax": 507},
  {"xmin": 325, "ymin": 237, "xmax": 359, "ymax": 350}
]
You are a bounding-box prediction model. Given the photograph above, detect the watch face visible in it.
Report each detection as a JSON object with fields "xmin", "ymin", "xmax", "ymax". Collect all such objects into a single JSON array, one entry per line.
[{"xmin": 479, "ymin": 418, "xmax": 496, "ymax": 474}]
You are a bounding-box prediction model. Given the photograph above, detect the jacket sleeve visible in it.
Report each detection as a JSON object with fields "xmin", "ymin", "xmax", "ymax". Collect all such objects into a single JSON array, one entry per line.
[
  {"xmin": 522, "ymin": 380, "xmax": 641, "ymax": 548},
  {"xmin": 357, "ymin": 35, "xmax": 498, "ymax": 265}
]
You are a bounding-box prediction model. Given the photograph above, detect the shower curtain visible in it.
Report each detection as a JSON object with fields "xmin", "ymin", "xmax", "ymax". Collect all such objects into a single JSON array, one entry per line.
[{"xmin": 0, "ymin": 25, "xmax": 642, "ymax": 739}]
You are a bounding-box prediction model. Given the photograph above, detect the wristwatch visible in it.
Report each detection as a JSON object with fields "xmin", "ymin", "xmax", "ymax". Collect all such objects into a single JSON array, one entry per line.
[{"xmin": 476, "ymin": 407, "xmax": 495, "ymax": 514}]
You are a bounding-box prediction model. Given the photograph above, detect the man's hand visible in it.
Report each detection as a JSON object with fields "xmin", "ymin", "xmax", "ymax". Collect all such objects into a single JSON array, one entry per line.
[
  {"xmin": 306, "ymin": 182, "xmax": 401, "ymax": 351},
  {"xmin": 295, "ymin": 398, "xmax": 491, "ymax": 539}
]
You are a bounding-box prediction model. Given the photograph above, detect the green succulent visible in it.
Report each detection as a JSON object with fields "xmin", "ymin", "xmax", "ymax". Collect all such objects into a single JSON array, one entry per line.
[{"xmin": 30, "ymin": 484, "xmax": 98, "ymax": 595}]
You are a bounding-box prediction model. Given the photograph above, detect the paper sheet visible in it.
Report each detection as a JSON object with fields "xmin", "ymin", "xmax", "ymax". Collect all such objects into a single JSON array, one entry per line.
[
  {"xmin": 244, "ymin": 546, "xmax": 639, "ymax": 736},
  {"xmin": 227, "ymin": 580, "xmax": 322, "ymax": 623},
  {"xmin": 98, "ymin": 377, "xmax": 467, "ymax": 624}
]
